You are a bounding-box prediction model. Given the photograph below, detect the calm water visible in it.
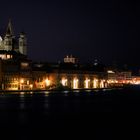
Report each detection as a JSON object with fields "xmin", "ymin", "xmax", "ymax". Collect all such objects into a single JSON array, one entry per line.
[{"xmin": 0, "ymin": 87, "xmax": 140, "ymax": 139}]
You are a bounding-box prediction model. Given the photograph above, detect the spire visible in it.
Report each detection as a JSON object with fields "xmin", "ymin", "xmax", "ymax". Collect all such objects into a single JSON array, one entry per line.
[{"xmin": 6, "ymin": 19, "xmax": 14, "ymax": 36}]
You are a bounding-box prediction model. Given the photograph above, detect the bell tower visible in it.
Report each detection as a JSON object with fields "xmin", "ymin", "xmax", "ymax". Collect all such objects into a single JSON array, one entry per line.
[
  {"xmin": 4, "ymin": 20, "xmax": 14, "ymax": 51},
  {"xmin": 19, "ymin": 32, "xmax": 27, "ymax": 55}
]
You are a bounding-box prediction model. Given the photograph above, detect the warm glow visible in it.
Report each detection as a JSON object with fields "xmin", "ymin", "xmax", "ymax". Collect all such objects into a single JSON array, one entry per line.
[
  {"xmin": 85, "ymin": 78, "xmax": 90, "ymax": 88},
  {"xmin": 93, "ymin": 78, "xmax": 98, "ymax": 88},
  {"xmin": 61, "ymin": 78, "xmax": 68, "ymax": 86},
  {"xmin": 107, "ymin": 70, "xmax": 115, "ymax": 73},
  {"xmin": 20, "ymin": 79, "xmax": 24, "ymax": 84},
  {"xmin": 107, "ymin": 80, "xmax": 115, "ymax": 83},
  {"xmin": 30, "ymin": 84, "xmax": 33, "ymax": 89},
  {"xmin": 100, "ymin": 80, "xmax": 104, "ymax": 88},
  {"xmin": 45, "ymin": 78, "xmax": 50, "ymax": 86},
  {"xmin": 73, "ymin": 78, "xmax": 79, "ymax": 89},
  {"xmin": 7, "ymin": 55, "xmax": 11, "ymax": 59},
  {"xmin": 27, "ymin": 80, "xmax": 29, "ymax": 85}
]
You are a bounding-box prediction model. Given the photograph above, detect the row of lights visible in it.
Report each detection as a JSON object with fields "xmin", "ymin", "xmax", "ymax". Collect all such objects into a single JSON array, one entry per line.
[
  {"xmin": 20, "ymin": 79, "xmax": 33, "ymax": 89},
  {"xmin": 59, "ymin": 78, "xmax": 105, "ymax": 89},
  {"xmin": 14, "ymin": 78, "xmax": 106, "ymax": 90},
  {"xmin": 44, "ymin": 78, "xmax": 106, "ymax": 89},
  {"xmin": 8, "ymin": 77, "xmax": 140, "ymax": 90}
]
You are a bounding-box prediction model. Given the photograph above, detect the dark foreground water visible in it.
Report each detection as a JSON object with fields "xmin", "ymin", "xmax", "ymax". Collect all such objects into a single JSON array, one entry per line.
[{"xmin": 0, "ymin": 87, "xmax": 140, "ymax": 139}]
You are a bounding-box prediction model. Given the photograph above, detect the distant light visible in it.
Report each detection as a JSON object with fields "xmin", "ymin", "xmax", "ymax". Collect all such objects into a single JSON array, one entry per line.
[
  {"xmin": 45, "ymin": 78, "xmax": 50, "ymax": 86},
  {"xmin": 30, "ymin": 84, "xmax": 33, "ymax": 89},
  {"xmin": 93, "ymin": 78, "xmax": 98, "ymax": 88},
  {"xmin": 20, "ymin": 79, "xmax": 24, "ymax": 84},
  {"xmin": 85, "ymin": 78, "xmax": 90, "ymax": 88},
  {"xmin": 61, "ymin": 78, "xmax": 68, "ymax": 86},
  {"xmin": 107, "ymin": 70, "xmax": 115, "ymax": 74},
  {"xmin": 73, "ymin": 78, "xmax": 79, "ymax": 89}
]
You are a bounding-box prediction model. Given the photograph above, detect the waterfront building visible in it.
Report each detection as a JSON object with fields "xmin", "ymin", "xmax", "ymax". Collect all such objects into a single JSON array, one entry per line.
[
  {"xmin": 107, "ymin": 69, "xmax": 132, "ymax": 87},
  {"xmin": 32, "ymin": 62, "xmax": 107, "ymax": 90},
  {"xmin": 1, "ymin": 58, "xmax": 32, "ymax": 90},
  {"xmin": 0, "ymin": 20, "xmax": 135, "ymax": 91}
]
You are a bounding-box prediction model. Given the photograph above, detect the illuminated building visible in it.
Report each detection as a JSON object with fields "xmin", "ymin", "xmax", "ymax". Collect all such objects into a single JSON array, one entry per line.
[
  {"xmin": 107, "ymin": 68, "xmax": 132, "ymax": 87},
  {"xmin": 0, "ymin": 20, "xmax": 27, "ymax": 58},
  {"xmin": 64, "ymin": 55, "xmax": 78, "ymax": 64},
  {"xmin": 0, "ymin": 20, "xmax": 135, "ymax": 91}
]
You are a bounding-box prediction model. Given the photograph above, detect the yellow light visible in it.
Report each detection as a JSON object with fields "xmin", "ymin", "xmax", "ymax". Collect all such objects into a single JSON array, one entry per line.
[
  {"xmin": 27, "ymin": 80, "xmax": 29, "ymax": 85},
  {"xmin": 107, "ymin": 70, "xmax": 115, "ymax": 73},
  {"xmin": 73, "ymin": 78, "xmax": 79, "ymax": 89},
  {"xmin": 100, "ymin": 80, "xmax": 104, "ymax": 88},
  {"xmin": 61, "ymin": 78, "xmax": 68, "ymax": 86},
  {"xmin": 85, "ymin": 78, "xmax": 90, "ymax": 88},
  {"xmin": 45, "ymin": 78, "xmax": 50, "ymax": 86},
  {"xmin": 30, "ymin": 84, "xmax": 33, "ymax": 89},
  {"xmin": 20, "ymin": 79, "xmax": 24, "ymax": 84},
  {"xmin": 93, "ymin": 78, "xmax": 98, "ymax": 88}
]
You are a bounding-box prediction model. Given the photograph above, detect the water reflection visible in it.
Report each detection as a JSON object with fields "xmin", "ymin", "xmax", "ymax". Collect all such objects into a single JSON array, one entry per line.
[
  {"xmin": 63, "ymin": 91, "xmax": 69, "ymax": 94},
  {"xmin": 44, "ymin": 91, "xmax": 50, "ymax": 96},
  {"xmin": 73, "ymin": 90, "xmax": 80, "ymax": 93},
  {"xmin": 19, "ymin": 95, "xmax": 25, "ymax": 110},
  {"xmin": 85, "ymin": 89, "xmax": 91, "ymax": 92},
  {"xmin": 44, "ymin": 98, "xmax": 49, "ymax": 110},
  {"xmin": 0, "ymin": 88, "xmax": 125, "ymax": 115}
]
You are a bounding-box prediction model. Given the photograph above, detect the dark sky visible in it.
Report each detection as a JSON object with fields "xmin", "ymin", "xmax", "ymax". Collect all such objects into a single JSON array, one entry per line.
[{"xmin": 0, "ymin": 0, "xmax": 139, "ymax": 65}]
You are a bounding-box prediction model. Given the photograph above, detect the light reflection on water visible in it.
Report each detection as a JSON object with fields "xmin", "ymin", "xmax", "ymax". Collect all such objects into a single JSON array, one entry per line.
[
  {"xmin": 20, "ymin": 92, "xmax": 25, "ymax": 95},
  {"xmin": 20, "ymin": 92, "xmax": 25, "ymax": 98},
  {"xmin": 73, "ymin": 90, "xmax": 80, "ymax": 93},
  {"xmin": 94, "ymin": 90, "xmax": 99, "ymax": 92},
  {"xmin": 44, "ymin": 91, "xmax": 50, "ymax": 96},
  {"xmin": 0, "ymin": 87, "xmax": 136, "ymax": 126},
  {"xmin": 85, "ymin": 90, "xmax": 91, "ymax": 92},
  {"xmin": 63, "ymin": 91, "xmax": 69, "ymax": 94},
  {"xmin": 44, "ymin": 99, "xmax": 49, "ymax": 110},
  {"xmin": 19, "ymin": 93, "xmax": 25, "ymax": 110}
]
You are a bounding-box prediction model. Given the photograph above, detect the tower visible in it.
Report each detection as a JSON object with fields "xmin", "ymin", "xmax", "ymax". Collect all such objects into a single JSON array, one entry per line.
[
  {"xmin": 4, "ymin": 20, "xmax": 14, "ymax": 51},
  {"xmin": 19, "ymin": 32, "xmax": 27, "ymax": 55}
]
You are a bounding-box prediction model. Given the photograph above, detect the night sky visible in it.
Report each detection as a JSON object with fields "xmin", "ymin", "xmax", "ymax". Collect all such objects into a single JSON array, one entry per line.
[{"xmin": 0, "ymin": 0, "xmax": 139, "ymax": 66}]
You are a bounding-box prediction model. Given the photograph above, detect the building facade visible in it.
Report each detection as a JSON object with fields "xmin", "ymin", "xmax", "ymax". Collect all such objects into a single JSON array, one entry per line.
[
  {"xmin": 0, "ymin": 20, "xmax": 27, "ymax": 56},
  {"xmin": 0, "ymin": 20, "xmax": 134, "ymax": 91}
]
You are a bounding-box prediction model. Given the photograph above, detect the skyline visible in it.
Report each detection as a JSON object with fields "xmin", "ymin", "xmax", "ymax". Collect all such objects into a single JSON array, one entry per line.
[{"xmin": 0, "ymin": 0, "xmax": 139, "ymax": 66}]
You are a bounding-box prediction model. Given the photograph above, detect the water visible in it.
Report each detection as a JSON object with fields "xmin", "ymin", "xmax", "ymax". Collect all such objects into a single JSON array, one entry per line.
[{"xmin": 0, "ymin": 87, "xmax": 140, "ymax": 139}]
